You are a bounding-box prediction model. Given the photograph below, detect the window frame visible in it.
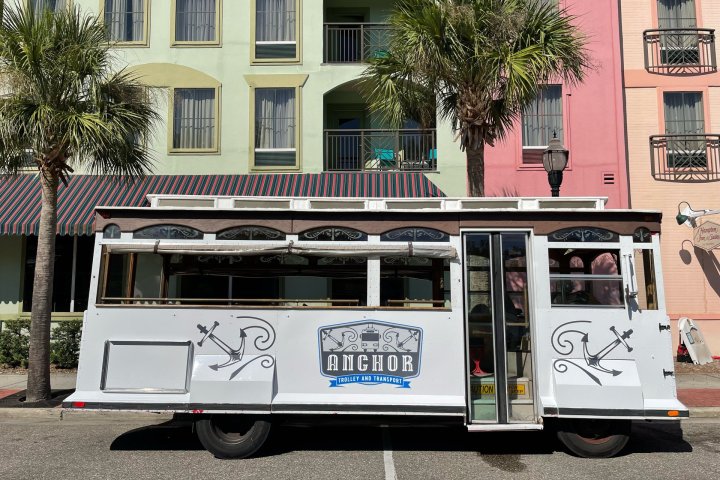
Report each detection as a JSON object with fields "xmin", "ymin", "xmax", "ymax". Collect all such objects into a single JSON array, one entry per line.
[
  {"xmin": 167, "ymin": 86, "xmax": 222, "ymax": 154},
  {"xmin": 245, "ymin": 74, "xmax": 307, "ymax": 171},
  {"xmin": 100, "ymin": 0, "xmax": 150, "ymax": 47},
  {"xmin": 250, "ymin": 0, "xmax": 302, "ymax": 64},
  {"xmin": 171, "ymin": 0, "xmax": 222, "ymax": 47}
]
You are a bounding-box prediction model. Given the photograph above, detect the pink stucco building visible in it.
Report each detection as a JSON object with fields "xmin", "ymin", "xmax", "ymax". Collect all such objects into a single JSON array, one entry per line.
[
  {"xmin": 484, "ymin": 0, "xmax": 629, "ymax": 209},
  {"xmin": 622, "ymin": 0, "xmax": 720, "ymax": 355}
]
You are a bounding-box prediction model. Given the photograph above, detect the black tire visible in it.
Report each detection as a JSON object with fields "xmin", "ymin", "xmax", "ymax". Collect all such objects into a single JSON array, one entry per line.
[
  {"xmin": 555, "ymin": 419, "xmax": 631, "ymax": 458},
  {"xmin": 195, "ymin": 414, "xmax": 271, "ymax": 459}
]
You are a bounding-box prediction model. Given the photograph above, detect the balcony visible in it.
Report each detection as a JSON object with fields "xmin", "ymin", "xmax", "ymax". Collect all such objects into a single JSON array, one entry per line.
[
  {"xmin": 324, "ymin": 129, "xmax": 437, "ymax": 171},
  {"xmin": 324, "ymin": 23, "xmax": 392, "ymax": 63},
  {"xmin": 650, "ymin": 134, "xmax": 720, "ymax": 182},
  {"xmin": 644, "ymin": 28, "xmax": 717, "ymax": 74}
]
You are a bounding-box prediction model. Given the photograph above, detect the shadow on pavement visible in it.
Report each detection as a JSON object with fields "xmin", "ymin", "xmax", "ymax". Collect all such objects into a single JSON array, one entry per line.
[
  {"xmin": 110, "ymin": 420, "xmax": 204, "ymax": 451},
  {"xmin": 109, "ymin": 419, "xmax": 694, "ymax": 457}
]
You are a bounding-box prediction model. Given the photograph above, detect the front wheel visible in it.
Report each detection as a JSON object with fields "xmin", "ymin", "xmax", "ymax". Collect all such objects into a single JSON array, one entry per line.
[
  {"xmin": 555, "ymin": 419, "xmax": 631, "ymax": 458},
  {"xmin": 195, "ymin": 414, "xmax": 271, "ymax": 459}
]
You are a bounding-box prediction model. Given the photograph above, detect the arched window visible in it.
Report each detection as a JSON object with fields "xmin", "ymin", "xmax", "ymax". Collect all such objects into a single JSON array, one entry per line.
[
  {"xmin": 299, "ymin": 227, "xmax": 367, "ymax": 241},
  {"xmin": 133, "ymin": 225, "xmax": 203, "ymax": 240},
  {"xmin": 217, "ymin": 226, "xmax": 286, "ymax": 241},
  {"xmin": 103, "ymin": 224, "xmax": 121, "ymax": 239},
  {"xmin": 380, "ymin": 227, "xmax": 449, "ymax": 242},
  {"xmin": 548, "ymin": 227, "xmax": 619, "ymax": 243}
]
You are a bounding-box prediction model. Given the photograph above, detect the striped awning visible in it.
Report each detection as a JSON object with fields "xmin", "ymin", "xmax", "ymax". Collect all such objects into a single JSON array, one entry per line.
[{"xmin": 0, "ymin": 173, "xmax": 445, "ymax": 236}]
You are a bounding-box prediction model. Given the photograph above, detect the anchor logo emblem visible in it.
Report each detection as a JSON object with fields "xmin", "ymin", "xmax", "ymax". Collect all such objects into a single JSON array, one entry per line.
[
  {"xmin": 196, "ymin": 317, "xmax": 276, "ymax": 380},
  {"xmin": 551, "ymin": 321, "xmax": 634, "ymax": 386}
]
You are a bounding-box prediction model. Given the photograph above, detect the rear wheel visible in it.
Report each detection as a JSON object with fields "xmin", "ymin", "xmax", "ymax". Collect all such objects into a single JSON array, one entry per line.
[
  {"xmin": 195, "ymin": 414, "xmax": 271, "ymax": 459},
  {"xmin": 556, "ymin": 419, "xmax": 631, "ymax": 458}
]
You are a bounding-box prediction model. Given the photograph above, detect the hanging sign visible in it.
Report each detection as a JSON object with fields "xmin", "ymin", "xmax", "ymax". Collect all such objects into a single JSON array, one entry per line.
[{"xmin": 693, "ymin": 221, "xmax": 720, "ymax": 252}]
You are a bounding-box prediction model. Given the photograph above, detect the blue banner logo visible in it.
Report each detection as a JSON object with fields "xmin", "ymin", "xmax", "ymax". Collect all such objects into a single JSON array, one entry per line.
[{"xmin": 318, "ymin": 320, "xmax": 423, "ymax": 388}]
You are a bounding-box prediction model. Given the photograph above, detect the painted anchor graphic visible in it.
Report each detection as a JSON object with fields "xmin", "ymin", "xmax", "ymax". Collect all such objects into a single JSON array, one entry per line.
[
  {"xmin": 552, "ymin": 321, "xmax": 634, "ymax": 386},
  {"xmin": 197, "ymin": 318, "xmax": 276, "ymax": 380},
  {"xmin": 582, "ymin": 326, "xmax": 633, "ymax": 376}
]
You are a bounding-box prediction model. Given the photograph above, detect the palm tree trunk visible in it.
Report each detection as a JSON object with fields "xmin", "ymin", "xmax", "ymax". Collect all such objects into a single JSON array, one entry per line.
[
  {"xmin": 466, "ymin": 143, "xmax": 485, "ymax": 197},
  {"xmin": 26, "ymin": 171, "xmax": 58, "ymax": 403}
]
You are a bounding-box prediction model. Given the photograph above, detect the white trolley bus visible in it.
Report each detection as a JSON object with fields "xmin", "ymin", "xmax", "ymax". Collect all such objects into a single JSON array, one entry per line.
[{"xmin": 65, "ymin": 196, "xmax": 688, "ymax": 458}]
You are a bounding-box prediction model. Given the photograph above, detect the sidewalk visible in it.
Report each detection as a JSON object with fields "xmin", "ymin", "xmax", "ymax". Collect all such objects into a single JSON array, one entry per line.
[{"xmin": 1, "ymin": 369, "xmax": 719, "ymax": 417}]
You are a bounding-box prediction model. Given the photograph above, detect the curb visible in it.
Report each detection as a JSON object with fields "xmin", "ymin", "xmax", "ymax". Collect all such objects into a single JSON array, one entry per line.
[{"xmin": 689, "ymin": 406, "xmax": 720, "ymax": 418}]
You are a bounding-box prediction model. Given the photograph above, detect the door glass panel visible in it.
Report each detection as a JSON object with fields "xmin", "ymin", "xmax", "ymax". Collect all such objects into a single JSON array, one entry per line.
[
  {"xmin": 465, "ymin": 234, "xmax": 496, "ymax": 422},
  {"xmin": 502, "ymin": 234, "xmax": 534, "ymax": 422},
  {"xmin": 632, "ymin": 249, "xmax": 659, "ymax": 310}
]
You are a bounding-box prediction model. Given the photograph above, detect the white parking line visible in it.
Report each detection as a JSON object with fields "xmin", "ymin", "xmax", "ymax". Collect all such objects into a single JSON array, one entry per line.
[{"xmin": 382, "ymin": 426, "xmax": 398, "ymax": 480}]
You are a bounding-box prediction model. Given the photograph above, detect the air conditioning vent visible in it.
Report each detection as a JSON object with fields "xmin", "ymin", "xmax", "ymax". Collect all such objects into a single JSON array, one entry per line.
[{"xmin": 603, "ymin": 173, "xmax": 615, "ymax": 185}]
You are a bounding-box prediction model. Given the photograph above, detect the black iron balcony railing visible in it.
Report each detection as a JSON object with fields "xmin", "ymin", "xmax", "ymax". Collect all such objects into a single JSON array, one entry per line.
[
  {"xmin": 650, "ymin": 134, "xmax": 720, "ymax": 182},
  {"xmin": 644, "ymin": 28, "xmax": 717, "ymax": 74},
  {"xmin": 324, "ymin": 23, "xmax": 392, "ymax": 63},
  {"xmin": 324, "ymin": 129, "xmax": 437, "ymax": 171}
]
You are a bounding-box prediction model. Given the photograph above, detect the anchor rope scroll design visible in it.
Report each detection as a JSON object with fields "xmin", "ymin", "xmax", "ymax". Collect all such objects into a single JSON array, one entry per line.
[
  {"xmin": 551, "ymin": 321, "xmax": 633, "ymax": 386},
  {"xmin": 197, "ymin": 317, "xmax": 276, "ymax": 380}
]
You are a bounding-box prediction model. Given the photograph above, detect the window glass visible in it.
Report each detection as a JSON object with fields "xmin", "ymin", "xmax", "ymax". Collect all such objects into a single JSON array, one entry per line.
[
  {"xmin": 104, "ymin": 0, "xmax": 145, "ymax": 43},
  {"xmin": 173, "ymin": 88, "xmax": 217, "ymax": 150},
  {"xmin": 255, "ymin": 0, "xmax": 297, "ymax": 59},
  {"xmin": 522, "ymin": 85, "xmax": 563, "ymax": 148},
  {"xmin": 175, "ymin": 0, "xmax": 217, "ymax": 43},
  {"xmin": 103, "ymin": 252, "xmax": 368, "ymax": 307},
  {"xmin": 658, "ymin": 0, "xmax": 697, "ymax": 28},
  {"xmin": 255, "ymin": 88, "xmax": 296, "ymax": 166},
  {"xmin": 299, "ymin": 227, "xmax": 367, "ymax": 241},
  {"xmin": 29, "ymin": 0, "xmax": 65, "ymax": 15},
  {"xmin": 632, "ymin": 249, "xmax": 659, "ymax": 310},
  {"xmin": 23, "ymin": 235, "xmax": 94, "ymax": 312},
  {"xmin": 380, "ymin": 257, "xmax": 450, "ymax": 308},
  {"xmin": 549, "ymin": 248, "xmax": 624, "ymax": 307},
  {"xmin": 663, "ymin": 92, "xmax": 706, "ymax": 168}
]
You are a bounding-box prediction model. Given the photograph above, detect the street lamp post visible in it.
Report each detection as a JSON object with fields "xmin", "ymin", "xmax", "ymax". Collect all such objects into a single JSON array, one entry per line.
[{"xmin": 543, "ymin": 134, "xmax": 569, "ymax": 197}]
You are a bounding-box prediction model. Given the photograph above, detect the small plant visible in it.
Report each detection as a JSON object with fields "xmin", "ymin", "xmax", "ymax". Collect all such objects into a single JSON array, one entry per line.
[
  {"xmin": 0, "ymin": 320, "xmax": 31, "ymax": 368},
  {"xmin": 51, "ymin": 320, "xmax": 82, "ymax": 369}
]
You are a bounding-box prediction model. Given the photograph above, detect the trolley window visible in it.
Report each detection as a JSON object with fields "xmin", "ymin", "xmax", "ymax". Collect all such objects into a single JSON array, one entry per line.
[
  {"xmin": 99, "ymin": 251, "xmax": 367, "ymax": 307},
  {"xmin": 380, "ymin": 257, "xmax": 450, "ymax": 308},
  {"xmin": 548, "ymin": 248, "xmax": 624, "ymax": 307}
]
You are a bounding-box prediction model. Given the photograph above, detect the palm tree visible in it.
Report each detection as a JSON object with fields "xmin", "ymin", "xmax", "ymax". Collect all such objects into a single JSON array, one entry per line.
[
  {"xmin": 361, "ymin": 0, "xmax": 590, "ymax": 196},
  {"xmin": 0, "ymin": 5, "xmax": 158, "ymax": 402}
]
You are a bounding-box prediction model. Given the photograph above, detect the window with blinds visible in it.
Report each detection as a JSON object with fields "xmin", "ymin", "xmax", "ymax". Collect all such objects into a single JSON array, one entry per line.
[
  {"xmin": 254, "ymin": 0, "xmax": 298, "ymax": 60},
  {"xmin": 521, "ymin": 85, "xmax": 563, "ymax": 164},
  {"xmin": 29, "ymin": 0, "xmax": 65, "ymax": 15},
  {"xmin": 103, "ymin": 0, "xmax": 146, "ymax": 43},
  {"xmin": 254, "ymin": 88, "xmax": 297, "ymax": 167},
  {"xmin": 174, "ymin": 0, "xmax": 219, "ymax": 44},
  {"xmin": 663, "ymin": 91, "xmax": 706, "ymax": 168},
  {"xmin": 172, "ymin": 88, "xmax": 218, "ymax": 151}
]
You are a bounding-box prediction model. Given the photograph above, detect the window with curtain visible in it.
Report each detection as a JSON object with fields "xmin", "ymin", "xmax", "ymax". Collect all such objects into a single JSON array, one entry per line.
[
  {"xmin": 657, "ymin": 0, "xmax": 697, "ymax": 28},
  {"xmin": 254, "ymin": 88, "xmax": 297, "ymax": 167},
  {"xmin": 172, "ymin": 88, "xmax": 217, "ymax": 151},
  {"xmin": 657, "ymin": 1, "xmax": 699, "ymax": 65},
  {"xmin": 255, "ymin": 0, "xmax": 297, "ymax": 59},
  {"xmin": 664, "ymin": 91, "xmax": 706, "ymax": 168},
  {"xmin": 104, "ymin": 0, "xmax": 146, "ymax": 43},
  {"xmin": 522, "ymin": 85, "xmax": 563, "ymax": 147},
  {"xmin": 29, "ymin": 0, "xmax": 65, "ymax": 15},
  {"xmin": 175, "ymin": 0, "xmax": 218, "ymax": 43}
]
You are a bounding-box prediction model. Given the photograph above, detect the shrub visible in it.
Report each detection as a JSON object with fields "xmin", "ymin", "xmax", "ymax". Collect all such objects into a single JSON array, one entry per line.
[
  {"xmin": 0, "ymin": 320, "xmax": 31, "ymax": 368},
  {"xmin": 51, "ymin": 320, "xmax": 82, "ymax": 369}
]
